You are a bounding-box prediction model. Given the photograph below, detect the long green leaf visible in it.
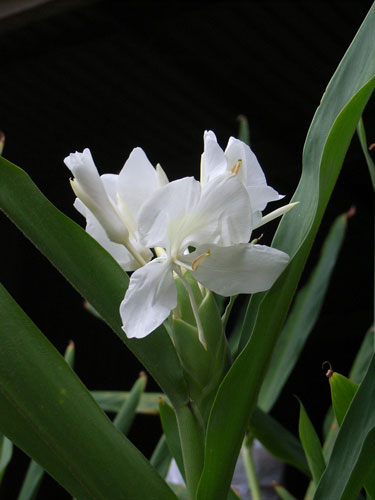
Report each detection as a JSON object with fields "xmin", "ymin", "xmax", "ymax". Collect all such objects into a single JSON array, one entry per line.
[
  {"xmin": 113, "ymin": 373, "xmax": 147, "ymax": 435},
  {"xmin": 159, "ymin": 398, "xmax": 185, "ymax": 481},
  {"xmin": 298, "ymin": 400, "xmax": 325, "ymax": 484},
  {"xmin": 0, "ymin": 155, "xmax": 188, "ymax": 409},
  {"xmin": 249, "ymin": 407, "xmax": 309, "ymax": 476},
  {"xmin": 17, "ymin": 461, "xmax": 44, "ymax": 500},
  {"xmin": 274, "ymin": 484, "xmax": 298, "ymax": 500},
  {"xmin": 357, "ymin": 116, "xmax": 375, "ymax": 190},
  {"xmin": 259, "ymin": 212, "xmax": 348, "ymax": 411},
  {"xmin": 197, "ymin": 6, "xmax": 375, "ymax": 499},
  {"xmin": 329, "ymin": 372, "xmax": 375, "ymax": 499},
  {"xmin": 0, "ymin": 281, "xmax": 177, "ymax": 500},
  {"xmin": 349, "ymin": 325, "xmax": 374, "ymax": 384},
  {"xmin": 150, "ymin": 435, "xmax": 172, "ymax": 479},
  {"xmin": 0, "ymin": 434, "xmax": 13, "ymax": 483},
  {"xmin": 91, "ymin": 390, "xmax": 164, "ymax": 414},
  {"xmin": 18, "ymin": 341, "xmax": 76, "ymax": 500},
  {"xmin": 314, "ymin": 355, "xmax": 375, "ymax": 499}
]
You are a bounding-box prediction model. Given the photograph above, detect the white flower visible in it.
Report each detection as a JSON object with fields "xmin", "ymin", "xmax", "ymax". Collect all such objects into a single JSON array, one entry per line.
[
  {"xmin": 201, "ymin": 131, "xmax": 284, "ymax": 227},
  {"xmin": 120, "ymin": 174, "xmax": 289, "ymax": 341},
  {"xmin": 64, "ymin": 147, "xmax": 168, "ymax": 270}
]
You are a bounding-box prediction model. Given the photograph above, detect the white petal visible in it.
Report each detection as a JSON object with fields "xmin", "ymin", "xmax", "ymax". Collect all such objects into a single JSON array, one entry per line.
[
  {"xmin": 120, "ymin": 258, "xmax": 177, "ymax": 339},
  {"xmin": 225, "ymin": 137, "xmax": 266, "ymax": 187},
  {"xmin": 73, "ymin": 199, "xmax": 143, "ymax": 271},
  {"xmin": 65, "ymin": 149, "xmax": 112, "ymax": 212},
  {"xmin": 118, "ymin": 147, "xmax": 161, "ymax": 218},
  {"xmin": 65, "ymin": 149, "xmax": 128, "ymax": 244},
  {"xmin": 201, "ymin": 130, "xmax": 227, "ymax": 184},
  {"xmin": 225, "ymin": 138, "xmax": 282, "ymax": 212},
  {"xmin": 155, "ymin": 163, "xmax": 169, "ymax": 187},
  {"xmin": 192, "ymin": 174, "xmax": 252, "ymax": 246},
  {"xmin": 138, "ymin": 177, "xmax": 201, "ymax": 249},
  {"xmin": 247, "ymin": 184, "xmax": 282, "ymax": 213},
  {"xmin": 187, "ymin": 243, "xmax": 289, "ymax": 295}
]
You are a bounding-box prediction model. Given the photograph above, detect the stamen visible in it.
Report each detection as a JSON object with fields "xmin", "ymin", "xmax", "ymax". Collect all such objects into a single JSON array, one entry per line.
[
  {"xmin": 231, "ymin": 159, "xmax": 242, "ymax": 175},
  {"xmin": 255, "ymin": 202, "xmax": 300, "ymax": 229},
  {"xmin": 192, "ymin": 250, "xmax": 211, "ymax": 271},
  {"xmin": 250, "ymin": 234, "xmax": 263, "ymax": 245},
  {"xmin": 154, "ymin": 246, "xmax": 167, "ymax": 258}
]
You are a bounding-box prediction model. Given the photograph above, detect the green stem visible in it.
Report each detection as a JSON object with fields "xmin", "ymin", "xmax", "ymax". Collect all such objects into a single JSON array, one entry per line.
[{"xmin": 241, "ymin": 437, "xmax": 262, "ymax": 500}]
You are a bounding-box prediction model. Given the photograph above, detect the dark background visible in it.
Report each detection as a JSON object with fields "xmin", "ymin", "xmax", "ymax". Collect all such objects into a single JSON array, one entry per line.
[{"xmin": 0, "ymin": 1, "xmax": 374, "ymax": 498}]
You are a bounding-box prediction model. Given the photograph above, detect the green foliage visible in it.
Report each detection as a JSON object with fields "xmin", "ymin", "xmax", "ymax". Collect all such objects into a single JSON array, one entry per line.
[
  {"xmin": 357, "ymin": 116, "xmax": 375, "ymax": 190},
  {"xmin": 113, "ymin": 373, "xmax": 147, "ymax": 435},
  {"xmin": 197, "ymin": 5, "xmax": 375, "ymax": 499},
  {"xmin": 0, "ymin": 282, "xmax": 178, "ymax": 499},
  {"xmin": 249, "ymin": 407, "xmax": 309, "ymax": 476},
  {"xmin": 314, "ymin": 356, "xmax": 375, "ymax": 499},
  {"xmin": 0, "ymin": 434, "xmax": 12, "ymax": 483},
  {"xmin": 298, "ymin": 399, "xmax": 326, "ymax": 485},
  {"xmin": 91, "ymin": 390, "xmax": 164, "ymax": 414},
  {"xmin": 259, "ymin": 212, "xmax": 348, "ymax": 412}
]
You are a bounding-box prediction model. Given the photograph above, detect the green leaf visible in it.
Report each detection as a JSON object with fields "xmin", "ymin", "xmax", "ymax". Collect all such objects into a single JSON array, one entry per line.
[
  {"xmin": 150, "ymin": 434, "xmax": 172, "ymax": 479},
  {"xmin": 329, "ymin": 372, "xmax": 358, "ymax": 426},
  {"xmin": 248, "ymin": 407, "xmax": 309, "ymax": 477},
  {"xmin": 237, "ymin": 114, "xmax": 250, "ymax": 145},
  {"xmin": 18, "ymin": 340, "xmax": 76, "ymax": 500},
  {"xmin": 328, "ymin": 371, "xmax": 375, "ymax": 499},
  {"xmin": 197, "ymin": 6, "xmax": 375, "ymax": 499},
  {"xmin": 91, "ymin": 390, "xmax": 163, "ymax": 414},
  {"xmin": 159, "ymin": 398, "xmax": 185, "ymax": 481},
  {"xmin": 258, "ymin": 212, "xmax": 348, "ymax": 412},
  {"xmin": 17, "ymin": 460, "xmax": 44, "ymax": 500},
  {"xmin": 64, "ymin": 340, "xmax": 76, "ymax": 368},
  {"xmin": 0, "ymin": 434, "xmax": 13, "ymax": 483},
  {"xmin": 274, "ymin": 484, "xmax": 298, "ymax": 500},
  {"xmin": 0, "ymin": 155, "xmax": 188, "ymax": 409},
  {"xmin": 298, "ymin": 399, "xmax": 325, "ymax": 484},
  {"xmin": 357, "ymin": 116, "xmax": 375, "ymax": 190},
  {"xmin": 349, "ymin": 325, "xmax": 374, "ymax": 384},
  {"xmin": 314, "ymin": 355, "xmax": 375, "ymax": 499},
  {"xmin": 113, "ymin": 373, "xmax": 147, "ymax": 435},
  {"xmin": 0, "ymin": 282, "xmax": 177, "ymax": 500}
]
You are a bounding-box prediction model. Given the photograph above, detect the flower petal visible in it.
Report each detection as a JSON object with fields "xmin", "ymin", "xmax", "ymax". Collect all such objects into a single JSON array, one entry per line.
[
  {"xmin": 120, "ymin": 258, "xmax": 177, "ymax": 339},
  {"xmin": 73, "ymin": 199, "xmax": 143, "ymax": 271},
  {"xmin": 186, "ymin": 243, "xmax": 289, "ymax": 295},
  {"xmin": 201, "ymin": 130, "xmax": 227, "ymax": 184},
  {"xmin": 192, "ymin": 173, "xmax": 252, "ymax": 246},
  {"xmin": 64, "ymin": 149, "xmax": 128, "ymax": 244},
  {"xmin": 138, "ymin": 177, "xmax": 201, "ymax": 248},
  {"xmin": 118, "ymin": 147, "xmax": 166, "ymax": 219}
]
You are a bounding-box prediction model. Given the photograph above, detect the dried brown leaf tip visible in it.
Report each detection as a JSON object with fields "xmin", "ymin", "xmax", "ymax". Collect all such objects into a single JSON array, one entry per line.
[{"xmin": 322, "ymin": 360, "xmax": 334, "ymax": 378}]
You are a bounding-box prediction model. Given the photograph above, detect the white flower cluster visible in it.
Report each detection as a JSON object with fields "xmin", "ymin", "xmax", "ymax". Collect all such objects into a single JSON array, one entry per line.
[{"xmin": 65, "ymin": 131, "xmax": 293, "ymax": 341}]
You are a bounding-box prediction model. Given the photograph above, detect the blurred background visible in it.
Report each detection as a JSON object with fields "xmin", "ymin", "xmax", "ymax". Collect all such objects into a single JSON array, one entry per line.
[{"xmin": 0, "ymin": 0, "xmax": 374, "ymax": 497}]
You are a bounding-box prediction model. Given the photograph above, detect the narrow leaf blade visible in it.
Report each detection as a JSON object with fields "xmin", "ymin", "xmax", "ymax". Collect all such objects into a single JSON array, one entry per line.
[
  {"xmin": 298, "ymin": 400, "xmax": 326, "ymax": 484},
  {"xmin": 259, "ymin": 212, "xmax": 348, "ymax": 411},
  {"xmin": 197, "ymin": 6, "xmax": 375, "ymax": 499},
  {"xmin": 0, "ymin": 281, "xmax": 177, "ymax": 500}
]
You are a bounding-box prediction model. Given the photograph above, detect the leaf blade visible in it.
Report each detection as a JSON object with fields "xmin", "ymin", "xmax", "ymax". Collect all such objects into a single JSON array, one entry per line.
[
  {"xmin": 197, "ymin": 5, "xmax": 375, "ymax": 498},
  {"xmin": 0, "ymin": 281, "xmax": 177, "ymax": 500}
]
